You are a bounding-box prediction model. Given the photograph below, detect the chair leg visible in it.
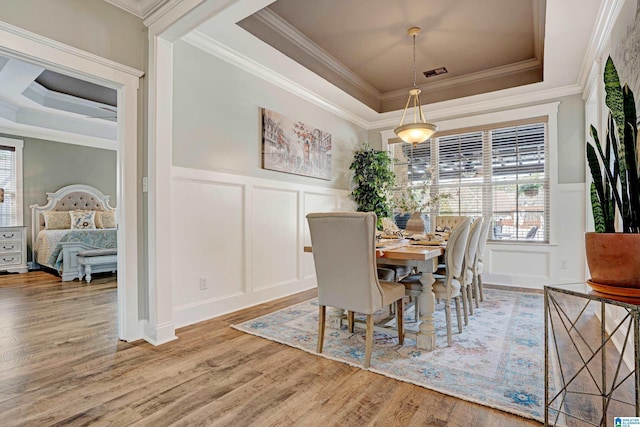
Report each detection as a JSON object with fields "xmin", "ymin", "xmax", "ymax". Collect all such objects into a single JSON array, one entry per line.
[
  {"xmin": 317, "ymin": 305, "xmax": 326, "ymax": 353},
  {"xmin": 364, "ymin": 314, "xmax": 374, "ymax": 368},
  {"xmin": 347, "ymin": 311, "xmax": 355, "ymax": 333},
  {"xmin": 396, "ymin": 299, "xmax": 404, "ymax": 345},
  {"xmin": 473, "ymin": 275, "xmax": 480, "ymax": 308},
  {"xmin": 460, "ymin": 286, "xmax": 469, "ymax": 325},
  {"xmin": 414, "ymin": 295, "xmax": 420, "ymax": 322},
  {"xmin": 478, "ymin": 274, "xmax": 484, "ymax": 301},
  {"xmin": 444, "ymin": 299, "xmax": 453, "ymax": 346},
  {"xmin": 467, "ymin": 283, "xmax": 474, "ymax": 316},
  {"xmin": 454, "ymin": 296, "xmax": 463, "ymax": 333}
]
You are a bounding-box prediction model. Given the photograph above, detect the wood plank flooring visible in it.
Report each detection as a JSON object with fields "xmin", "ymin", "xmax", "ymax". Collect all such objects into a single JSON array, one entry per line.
[{"xmin": 0, "ymin": 272, "xmax": 543, "ymax": 426}]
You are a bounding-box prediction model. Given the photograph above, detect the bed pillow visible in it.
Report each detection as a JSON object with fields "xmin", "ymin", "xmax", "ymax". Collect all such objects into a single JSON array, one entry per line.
[
  {"xmin": 100, "ymin": 211, "xmax": 117, "ymax": 229},
  {"xmin": 95, "ymin": 211, "xmax": 117, "ymax": 229},
  {"xmin": 70, "ymin": 210, "xmax": 96, "ymax": 229},
  {"xmin": 43, "ymin": 211, "xmax": 71, "ymax": 230}
]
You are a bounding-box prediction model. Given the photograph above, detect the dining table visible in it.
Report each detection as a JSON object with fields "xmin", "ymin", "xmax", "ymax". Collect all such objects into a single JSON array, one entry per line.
[{"xmin": 304, "ymin": 238, "xmax": 445, "ymax": 351}]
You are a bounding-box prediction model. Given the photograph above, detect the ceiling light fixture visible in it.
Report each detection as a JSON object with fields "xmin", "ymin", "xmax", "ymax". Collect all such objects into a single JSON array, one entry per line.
[{"xmin": 394, "ymin": 27, "xmax": 437, "ymax": 146}]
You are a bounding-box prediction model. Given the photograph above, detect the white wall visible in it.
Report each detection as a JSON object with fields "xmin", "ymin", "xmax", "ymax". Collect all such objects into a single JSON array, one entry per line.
[{"xmin": 171, "ymin": 40, "xmax": 364, "ymax": 327}]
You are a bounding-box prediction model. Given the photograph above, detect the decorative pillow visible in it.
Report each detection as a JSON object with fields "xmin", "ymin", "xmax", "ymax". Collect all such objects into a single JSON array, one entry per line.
[
  {"xmin": 100, "ymin": 211, "xmax": 117, "ymax": 229},
  {"xmin": 43, "ymin": 211, "xmax": 71, "ymax": 230},
  {"xmin": 69, "ymin": 210, "xmax": 96, "ymax": 229}
]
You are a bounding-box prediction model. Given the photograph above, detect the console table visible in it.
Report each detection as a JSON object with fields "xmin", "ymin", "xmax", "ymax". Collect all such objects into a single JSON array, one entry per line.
[{"xmin": 544, "ymin": 284, "xmax": 639, "ymax": 426}]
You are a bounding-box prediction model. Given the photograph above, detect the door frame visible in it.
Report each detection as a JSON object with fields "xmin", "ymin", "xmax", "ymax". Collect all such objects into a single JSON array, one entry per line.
[{"xmin": 0, "ymin": 21, "xmax": 144, "ymax": 341}]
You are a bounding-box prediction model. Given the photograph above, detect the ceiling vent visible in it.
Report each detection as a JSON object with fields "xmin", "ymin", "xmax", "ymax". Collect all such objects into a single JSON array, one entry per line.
[{"xmin": 423, "ymin": 67, "xmax": 448, "ymax": 78}]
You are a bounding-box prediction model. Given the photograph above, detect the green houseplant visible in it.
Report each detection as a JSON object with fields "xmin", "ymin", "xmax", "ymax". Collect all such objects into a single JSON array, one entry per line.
[
  {"xmin": 349, "ymin": 142, "xmax": 395, "ymax": 229},
  {"xmin": 585, "ymin": 56, "xmax": 640, "ymax": 297}
]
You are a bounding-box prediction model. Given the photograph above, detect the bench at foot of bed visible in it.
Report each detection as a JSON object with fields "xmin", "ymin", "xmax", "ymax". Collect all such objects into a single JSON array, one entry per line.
[{"xmin": 77, "ymin": 249, "xmax": 117, "ymax": 283}]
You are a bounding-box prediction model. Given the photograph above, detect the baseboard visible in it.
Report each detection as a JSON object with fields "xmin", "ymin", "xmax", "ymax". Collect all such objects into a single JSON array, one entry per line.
[{"xmin": 142, "ymin": 320, "xmax": 178, "ymax": 346}]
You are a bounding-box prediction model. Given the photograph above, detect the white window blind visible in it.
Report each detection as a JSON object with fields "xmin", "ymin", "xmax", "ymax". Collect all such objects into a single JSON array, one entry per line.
[
  {"xmin": 389, "ymin": 120, "xmax": 549, "ymax": 242},
  {"xmin": 0, "ymin": 145, "xmax": 17, "ymax": 226}
]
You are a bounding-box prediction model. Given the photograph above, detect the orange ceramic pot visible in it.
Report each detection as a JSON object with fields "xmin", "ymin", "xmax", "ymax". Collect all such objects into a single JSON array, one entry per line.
[{"xmin": 585, "ymin": 232, "xmax": 640, "ymax": 298}]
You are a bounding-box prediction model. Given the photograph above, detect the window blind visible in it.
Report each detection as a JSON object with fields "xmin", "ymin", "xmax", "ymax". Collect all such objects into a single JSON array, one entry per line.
[
  {"xmin": 0, "ymin": 146, "xmax": 17, "ymax": 226},
  {"xmin": 389, "ymin": 120, "xmax": 549, "ymax": 243}
]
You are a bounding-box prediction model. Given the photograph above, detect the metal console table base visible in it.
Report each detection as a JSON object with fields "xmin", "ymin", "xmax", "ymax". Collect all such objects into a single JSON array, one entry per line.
[{"xmin": 544, "ymin": 285, "xmax": 640, "ymax": 426}]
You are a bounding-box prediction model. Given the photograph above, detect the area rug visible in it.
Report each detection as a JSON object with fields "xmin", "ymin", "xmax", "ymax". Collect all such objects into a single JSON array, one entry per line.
[{"xmin": 232, "ymin": 289, "xmax": 553, "ymax": 422}]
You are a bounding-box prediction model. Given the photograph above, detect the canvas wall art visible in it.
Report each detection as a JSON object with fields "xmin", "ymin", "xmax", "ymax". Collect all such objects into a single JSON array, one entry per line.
[{"xmin": 262, "ymin": 108, "xmax": 332, "ymax": 180}]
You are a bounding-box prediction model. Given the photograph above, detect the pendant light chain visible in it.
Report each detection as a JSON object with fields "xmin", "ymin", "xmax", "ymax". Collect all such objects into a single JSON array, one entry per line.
[{"xmin": 412, "ymin": 32, "xmax": 417, "ymax": 89}]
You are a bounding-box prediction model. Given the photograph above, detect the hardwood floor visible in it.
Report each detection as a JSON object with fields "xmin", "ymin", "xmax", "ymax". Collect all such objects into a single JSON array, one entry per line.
[{"xmin": 0, "ymin": 272, "xmax": 541, "ymax": 426}]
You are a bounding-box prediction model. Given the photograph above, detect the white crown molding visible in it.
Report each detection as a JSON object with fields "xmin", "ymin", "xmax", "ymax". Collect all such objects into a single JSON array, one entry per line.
[
  {"xmin": 0, "ymin": 22, "xmax": 144, "ymax": 79},
  {"xmin": 371, "ymin": 84, "xmax": 582, "ymax": 129},
  {"xmin": 183, "ymin": 30, "xmax": 370, "ymax": 129},
  {"xmin": 254, "ymin": 8, "xmax": 381, "ymax": 100},
  {"xmin": 102, "ymin": 0, "xmax": 171, "ymax": 19},
  {"xmin": 533, "ymin": 0, "xmax": 546, "ymax": 62},
  {"xmin": 577, "ymin": 0, "xmax": 623, "ymax": 92},
  {"xmin": 17, "ymin": 108, "xmax": 116, "ymax": 140},
  {"xmin": 382, "ymin": 58, "xmax": 542, "ymax": 101}
]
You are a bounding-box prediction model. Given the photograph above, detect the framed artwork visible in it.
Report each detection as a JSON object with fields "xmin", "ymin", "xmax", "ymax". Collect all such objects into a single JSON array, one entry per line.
[{"xmin": 261, "ymin": 108, "xmax": 332, "ymax": 180}]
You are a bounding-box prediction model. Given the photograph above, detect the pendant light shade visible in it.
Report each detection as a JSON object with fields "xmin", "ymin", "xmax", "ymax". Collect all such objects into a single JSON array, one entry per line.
[{"xmin": 394, "ymin": 27, "xmax": 437, "ymax": 145}]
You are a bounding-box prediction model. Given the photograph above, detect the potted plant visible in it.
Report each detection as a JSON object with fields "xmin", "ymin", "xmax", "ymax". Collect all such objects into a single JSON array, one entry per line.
[
  {"xmin": 585, "ymin": 56, "xmax": 640, "ymax": 297},
  {"xmin": 518, "ymin": 183, "xmax": 541, "ymax": 197},
  {"xmin": 349, "ymin": 142, "xmax": 395, "ymax": 229}
]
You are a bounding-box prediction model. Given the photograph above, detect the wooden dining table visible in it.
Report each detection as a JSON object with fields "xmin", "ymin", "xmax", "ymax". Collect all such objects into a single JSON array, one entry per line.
[{"xmin": 304, "ymin": 239, "xmax": 445, "ymax": 351}]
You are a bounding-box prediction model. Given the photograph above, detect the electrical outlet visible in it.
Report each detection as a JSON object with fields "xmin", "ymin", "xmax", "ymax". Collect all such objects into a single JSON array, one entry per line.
[
  {"xmin": 199, "ymin": 277, "xmax": 207, "ymax": 290},
  {"xmin": 560, "ymin": 260, "xmax": 567, "ymax": 269}
]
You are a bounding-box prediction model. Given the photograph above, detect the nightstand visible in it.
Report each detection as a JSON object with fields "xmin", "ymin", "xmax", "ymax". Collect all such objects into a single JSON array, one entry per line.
[{"xmin": 0, "ymin": 226, "xmax": 27, "ymax": 273}]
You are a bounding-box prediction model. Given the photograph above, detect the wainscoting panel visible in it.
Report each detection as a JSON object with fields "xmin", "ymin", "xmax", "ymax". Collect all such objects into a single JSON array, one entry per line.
[
  {"xmin": 170, "ymin": 178, "xmax": 246, "ymax": 307},
  {"xmin": 171, "ymin": 167, "xmax": 350, "ymax": 328},
  {"xmin": 251, "ymin": 186, "xmax": 299, "ymax": 291}
]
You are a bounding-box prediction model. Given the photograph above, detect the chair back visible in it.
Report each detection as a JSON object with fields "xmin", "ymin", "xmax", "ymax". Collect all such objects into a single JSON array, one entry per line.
[
  {"xmin": 525, "ymin": 226, "xmax": 539, "ymax": 239},
  {"xmin": 307, "ymin": 212, "xmax": 383, "ymax": 314},
  {"xmin": 465, "ymin": 218, "xmax": 484, "ymax": 271},
  {"xmin": 444, "ymin": 217, "xmax": 471, "ymax": 280},
  {"xmin": 436, "ymin": 215, "xmax": 467, "ymax": 231},
  {"xmin": 477, "ymin": 216, "xmax": 493, "ymax": 262}
]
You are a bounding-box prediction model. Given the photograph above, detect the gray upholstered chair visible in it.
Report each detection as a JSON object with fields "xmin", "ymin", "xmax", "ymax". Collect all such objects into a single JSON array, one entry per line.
[
  {"xmin": 461, "ymin": 217, "xmax": 484, "ymax": 320},
  {"xmin": 435, "ymin": 215, "xmax": 467, "ymax": 231},
  {"xmin": 473, "ymin": 216, "xmax": 493, "ymax": 303},
  {"xmin": 307, "ymin": 212, "xmax": 406, "ymax": 368},
  {"xmin": 400, "ymin": 217, "xmax": 471, "ymax": 346}
]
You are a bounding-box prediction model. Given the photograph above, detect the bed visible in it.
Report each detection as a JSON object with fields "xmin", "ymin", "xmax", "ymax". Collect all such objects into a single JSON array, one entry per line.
[{"xmin": 30, "ymin": 184, "xmax": 117, "ymax": 281}]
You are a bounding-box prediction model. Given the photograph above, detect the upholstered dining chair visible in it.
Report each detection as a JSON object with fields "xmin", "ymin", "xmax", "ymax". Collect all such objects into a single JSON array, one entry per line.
[
  {"xmin": 400, "ymin": 217, "xmax": 471, "ymax": 346},
  {"xmin": 435, "ymin": 215, "xmax": 467, "ymax": 232},
  {"xmin": 473, "ymin": 216, "xmax": 493, "ymax": 303},
  {"xmin": 461, "ymin": 217, "xmax": 484, "ymax": 321},
  {"xmin": 306, "ymin": 212, "xmax": 406, "ymax": 369}
]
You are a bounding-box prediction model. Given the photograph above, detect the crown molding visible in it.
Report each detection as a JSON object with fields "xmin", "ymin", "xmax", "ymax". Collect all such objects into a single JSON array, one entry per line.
[
  {"xmin": 103, "ymin": 0, "xmax": 171, "ymax": 19},
  {"xmin": 183, "ymin": 30, "xmax": 370, "ymax": 128},
  {"xmin": 0, "ymin": 123, "xmax": 116, "ymax": 150},
  {"xmin": 577, "ymin": 0, "xmax": 624, "ymax": 91},
  {"xmin": 381, "ymin": 58, "xmax": 542, "ymax": 101},
  {"xmin": 254, "ymin": 8, "xmax": 381, "ymax": 100},
  {"xmin": 371, "ymin": 84, "xmax": 582, "ymax": 129}
]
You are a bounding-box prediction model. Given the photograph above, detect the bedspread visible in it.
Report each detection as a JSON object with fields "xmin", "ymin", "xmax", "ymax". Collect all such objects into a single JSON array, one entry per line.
[{"xmin": 35, "ymin": 229, "xmax": 117, "ymax": 270}]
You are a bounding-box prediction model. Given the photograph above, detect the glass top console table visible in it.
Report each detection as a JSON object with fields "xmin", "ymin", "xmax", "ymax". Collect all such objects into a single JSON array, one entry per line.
[{"xmin": 544, "ymin": 284, "xmax": 640, "ymax": 426}]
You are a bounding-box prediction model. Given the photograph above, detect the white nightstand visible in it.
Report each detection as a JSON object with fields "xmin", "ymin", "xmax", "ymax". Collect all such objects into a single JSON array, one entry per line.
[{"xmin": 0, "ymin": 226, "xmax": 27, "ymax": 273}]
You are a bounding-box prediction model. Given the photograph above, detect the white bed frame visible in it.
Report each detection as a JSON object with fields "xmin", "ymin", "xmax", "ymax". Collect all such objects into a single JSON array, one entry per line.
[{"xmin": 30, "ymin": 184, "xmax": 117, "ymax": 281}]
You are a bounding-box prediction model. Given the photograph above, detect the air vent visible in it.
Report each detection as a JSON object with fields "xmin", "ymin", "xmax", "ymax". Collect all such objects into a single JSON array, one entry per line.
[{"xmin": 423, "ymin": 67, "xmax": 448, "ymax": 78}]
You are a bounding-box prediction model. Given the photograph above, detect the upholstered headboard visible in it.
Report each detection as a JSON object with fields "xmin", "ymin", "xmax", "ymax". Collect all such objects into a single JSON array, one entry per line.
[{"xmin": 29, "ymin": 184, "xmax": 115, "ymax": 262}]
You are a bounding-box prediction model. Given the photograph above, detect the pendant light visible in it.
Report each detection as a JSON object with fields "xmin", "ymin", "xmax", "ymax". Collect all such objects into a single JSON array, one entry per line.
[{"xmin": 394, "ymin": 27, "xmax": 437, "ymax": 145}]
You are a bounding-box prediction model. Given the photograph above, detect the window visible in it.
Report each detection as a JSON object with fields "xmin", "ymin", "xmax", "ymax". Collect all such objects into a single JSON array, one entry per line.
[
  {"xmin": 0, "ymin": 138, "xmax": 24, "ymax": 227},
  {"xmin": 389, "ymin": 120, "xmax": 548, "ymax": 242}
]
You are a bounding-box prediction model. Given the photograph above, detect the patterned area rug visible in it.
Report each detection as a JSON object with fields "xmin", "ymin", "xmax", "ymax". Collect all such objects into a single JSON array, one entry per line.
[{"xmin": 232, "ymin": 289, "xmax": 552, "ymax": 422}]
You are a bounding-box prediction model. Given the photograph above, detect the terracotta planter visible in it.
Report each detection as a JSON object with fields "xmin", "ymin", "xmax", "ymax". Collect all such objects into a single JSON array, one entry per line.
[{"xmin": 585, "ymin": 232, "xmax": 640, "ymax": 298}]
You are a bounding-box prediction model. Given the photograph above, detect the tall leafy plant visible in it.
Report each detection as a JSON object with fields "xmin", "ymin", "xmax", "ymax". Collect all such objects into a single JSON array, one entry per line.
[
  {"xmin": 350, "ymin": 142, "xmax": 395, "ymax": 228},
  {"xmin": 587, "ymin": 56, "xmax": 640, "ymax": 233}
]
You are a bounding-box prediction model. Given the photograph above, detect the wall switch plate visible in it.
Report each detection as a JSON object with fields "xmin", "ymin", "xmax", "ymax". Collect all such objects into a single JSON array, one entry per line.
[
  {"xmin": 142, "ymin": 177, "xmax": 148, "ymax": 192},
  {"xmin": 199, "ymin": 277, "xmax": 207, "ymax": 290},
  {"xmin": 560, "ymin": 260, "xmax": 567, "ymax": 269}
]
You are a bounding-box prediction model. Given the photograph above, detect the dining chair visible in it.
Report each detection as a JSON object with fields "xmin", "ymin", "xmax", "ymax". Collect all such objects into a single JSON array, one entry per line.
[
  {"xmin": 400, "ymin": 217, "xmax": 471, "ymax": 346},
  {"xmin": 473, "ymin": 216, "xmax": 493, "ymax": 303},
  {"xmin": 306, "ymin": 212, "xmax": 406, "ymax": 369},
  {"xmin": 461, "ymin": 217, "xmax": 484, "ymax": 320},
  {"xmin": 435, "ymin": 215, "xmax": 467, "ymax": 232}
]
